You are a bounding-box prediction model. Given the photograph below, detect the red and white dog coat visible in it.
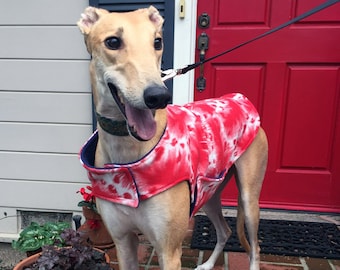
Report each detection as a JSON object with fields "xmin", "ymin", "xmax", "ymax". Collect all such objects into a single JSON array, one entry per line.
[{"xmin": 80, "ymin": 93, "xmax": 260, "ymax": 216}]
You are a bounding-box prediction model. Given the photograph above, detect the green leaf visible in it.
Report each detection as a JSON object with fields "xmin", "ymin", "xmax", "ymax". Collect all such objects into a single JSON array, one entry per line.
[
  {"xmin": 12, "ymin": 221, "xmax": 71, "ymax": 252},
  {"xmin": 20, "ymin": 238, "xmax": 42, "ymax": 252},
  {"xmin": 78, "ymin": 201, "xmax": 93, "ymax": 207}
]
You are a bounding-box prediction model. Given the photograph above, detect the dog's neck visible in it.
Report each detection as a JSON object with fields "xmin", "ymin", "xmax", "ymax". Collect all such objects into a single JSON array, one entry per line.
[{"xmin": 94, "ymin": 100, "xmax": 167, "ymax": 166}]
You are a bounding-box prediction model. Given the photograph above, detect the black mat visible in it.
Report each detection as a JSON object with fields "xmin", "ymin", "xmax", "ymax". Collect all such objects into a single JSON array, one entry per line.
[{"xmin": 191, "ymin": 215, "xmax": 340, "ymax": 259}]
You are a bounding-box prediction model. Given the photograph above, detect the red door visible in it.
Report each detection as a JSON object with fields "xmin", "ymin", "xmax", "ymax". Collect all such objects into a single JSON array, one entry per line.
[{"xmin": 195, "ymin": 0, "xmax": 340, "ymax": 212}]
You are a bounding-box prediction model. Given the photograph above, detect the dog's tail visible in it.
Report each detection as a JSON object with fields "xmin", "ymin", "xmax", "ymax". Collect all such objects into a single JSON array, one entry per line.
[{"xmin": 236, "ymin": 196, "xmax": 251, "ymax": 254}]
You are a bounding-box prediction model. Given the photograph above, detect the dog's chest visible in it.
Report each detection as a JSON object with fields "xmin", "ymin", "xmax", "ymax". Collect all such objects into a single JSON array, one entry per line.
[{"xmin": 80, "ymin": 93, "xmax": 260, "ymax": 216}]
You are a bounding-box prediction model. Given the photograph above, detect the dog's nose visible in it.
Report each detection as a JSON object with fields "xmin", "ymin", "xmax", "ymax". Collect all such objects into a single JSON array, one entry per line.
[{"xmin": 144, "ymin": 86, "xmax": 171, "ymax": 109}]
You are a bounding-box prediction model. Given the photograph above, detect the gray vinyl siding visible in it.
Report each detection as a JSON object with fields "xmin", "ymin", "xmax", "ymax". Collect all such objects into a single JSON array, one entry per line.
[{"xmin": 0, "ymin": 0, "xmax": 92, "ymax": 238}]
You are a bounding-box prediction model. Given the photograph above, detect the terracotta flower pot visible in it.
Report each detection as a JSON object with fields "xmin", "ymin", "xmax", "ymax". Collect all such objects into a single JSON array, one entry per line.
[
  {"xmin": 13, "ymin": 248, "xmax": 110, "ymax": 270},
  {"xmin": 78, "ymin": 206, "xmax": 115, "ymax": 249},
  {"xmin": 13, "ymin": 252, "xmax": 40, "ymax": 270}
]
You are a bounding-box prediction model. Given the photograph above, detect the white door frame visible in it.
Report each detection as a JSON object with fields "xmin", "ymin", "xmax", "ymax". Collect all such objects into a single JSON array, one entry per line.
[{"xmin": 172, "ymin": 0, "xmax": 197, "ymax": 105}]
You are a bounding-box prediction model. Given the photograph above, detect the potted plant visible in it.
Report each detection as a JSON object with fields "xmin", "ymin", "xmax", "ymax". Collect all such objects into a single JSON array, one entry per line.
[
  {"xmin": 13, "ymin": 228, "xmax": 111, "ymax": 270},
  {"xmin": 77, "ymin": 186, "xmax": 114, "ymax": 249},
  {"xmin": 12, "ymin": 221, "xmax": 71, "ymax": 257}
]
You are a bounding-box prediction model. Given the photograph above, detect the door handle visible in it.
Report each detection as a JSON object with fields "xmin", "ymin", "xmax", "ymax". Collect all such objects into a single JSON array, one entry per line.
[
  {"xmin": 197, "ymin": 32, "xmax": 209, "ymax": 91},
  {"xmin": 198, "ymin": 32, "xmax": 209, "ymax": 63}
]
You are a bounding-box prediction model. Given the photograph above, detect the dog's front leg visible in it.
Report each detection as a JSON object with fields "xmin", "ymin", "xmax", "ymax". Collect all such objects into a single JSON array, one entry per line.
[
  {"xmin": 114, "ymin": 232, "xmax": 140, "ymax": 270},
  {"xmin": 95, "ymin": 198, "xmax": 140, "ymax": 270},
  {"xmin": 195, "ymin": 172, "xmax": 233, "ymax": 270},
  {"xmin": 155, "ymin": 242, "xmax": 184, "ymax": 270},
  {"xmin": 140, "ymin": 182, "xmax": 190, "ymax": 270}
]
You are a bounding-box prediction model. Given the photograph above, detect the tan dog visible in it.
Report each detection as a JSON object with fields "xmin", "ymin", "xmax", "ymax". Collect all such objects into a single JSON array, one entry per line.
[{"xmin": 78, "ymin": 6, "xmax": 268, "ymax": 270}]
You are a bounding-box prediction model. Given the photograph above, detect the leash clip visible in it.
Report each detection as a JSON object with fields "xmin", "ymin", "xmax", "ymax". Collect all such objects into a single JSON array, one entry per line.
[{"xmin": 161, "ymin": 69, "xmax": 180, "ymax": 82}]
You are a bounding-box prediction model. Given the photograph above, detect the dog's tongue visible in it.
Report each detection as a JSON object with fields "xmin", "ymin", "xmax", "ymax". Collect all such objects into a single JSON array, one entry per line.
[{"xmin": 125, "ymin": 103, "xmax": 156, "ymax": 141}]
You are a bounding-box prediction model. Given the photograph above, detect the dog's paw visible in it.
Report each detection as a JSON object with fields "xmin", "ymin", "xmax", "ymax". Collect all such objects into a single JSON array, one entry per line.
[{"xmin": 195, "ymin": 263, "xmax": 214, "ymax": 270}]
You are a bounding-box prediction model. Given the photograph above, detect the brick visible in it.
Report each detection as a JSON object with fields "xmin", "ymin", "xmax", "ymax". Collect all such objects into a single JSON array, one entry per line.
[
  {"xmin": 260, "ymin": 254, "xmax": 301, "ymax": 264},
  {"xmin": 137, "ymin": 244, "xmax": 153, "ymax": 264},
  {"xmin": 329, "ymin": 259, "xmax": 340, "ymax": 268},
  {"xmin": 260, "ymin": 264, "xmax": 304, "ymax": 270},
  {"xmin": 181, "ymin": 256, "xmax": 199, "ymax": 268},
  {"xmin": 305, "ymin": 257, "xmax": 332, "ymax": 270},
  {"xmin": 228, "ymin": 252, "xmax": 250, "ymax": 270},
  {"xmin": 182, "ymin": 247, "xmax": 200, "ymax": 258}
]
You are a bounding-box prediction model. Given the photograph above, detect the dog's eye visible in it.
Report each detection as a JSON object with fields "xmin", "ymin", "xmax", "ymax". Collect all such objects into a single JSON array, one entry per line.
[
  {"xmin": 105, "ymin": 37, "xmax": 121, "ymax": 50},
  {"xmin": 154, "ymin": 38, "xmax": 163, "ymax": 50}
]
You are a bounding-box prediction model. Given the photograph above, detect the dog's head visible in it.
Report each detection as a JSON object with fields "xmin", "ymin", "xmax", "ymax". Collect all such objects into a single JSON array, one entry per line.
[{"xmin": 78, "ymin": 6, "xmax": 170, "ymax": 141}]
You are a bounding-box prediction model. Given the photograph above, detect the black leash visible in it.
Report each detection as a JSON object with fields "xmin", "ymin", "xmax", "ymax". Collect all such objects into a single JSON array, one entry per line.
[{"xmin": 162, "ymin": 0, "xmax": 339, "ymax": 81}]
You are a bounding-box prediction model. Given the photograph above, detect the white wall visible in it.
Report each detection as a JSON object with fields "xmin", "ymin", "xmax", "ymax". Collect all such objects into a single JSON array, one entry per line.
[{"xmin": 0, "ymin": 0, "xmax": 92, "ymax": 241}]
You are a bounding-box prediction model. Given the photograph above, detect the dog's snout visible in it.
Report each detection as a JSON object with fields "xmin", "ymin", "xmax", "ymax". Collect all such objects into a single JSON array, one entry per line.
[{"xmin": 144, "ymin": 86, "xmax": 171, "ymax": 109}]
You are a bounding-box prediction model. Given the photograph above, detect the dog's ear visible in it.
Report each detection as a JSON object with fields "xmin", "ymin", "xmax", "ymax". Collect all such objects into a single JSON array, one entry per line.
[
  {"xmin": 148, "ymin": 6, "xmax": 164, "ymax": 32},
  {"xmin": 77, "ymin": 6, "xmax": 109, "ymax": 35}
]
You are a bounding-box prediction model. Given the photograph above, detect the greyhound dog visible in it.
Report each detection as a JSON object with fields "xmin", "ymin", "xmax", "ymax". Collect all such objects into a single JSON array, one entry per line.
[{"xmin": 78, "ymin": 6, "xmax": 268, "ymax": 270}]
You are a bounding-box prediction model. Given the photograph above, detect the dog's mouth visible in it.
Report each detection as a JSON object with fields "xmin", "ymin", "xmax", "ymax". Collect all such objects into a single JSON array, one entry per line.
[{"xmin": 108, "ymin": 83, "xmax": 157, "ymax": 141}]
